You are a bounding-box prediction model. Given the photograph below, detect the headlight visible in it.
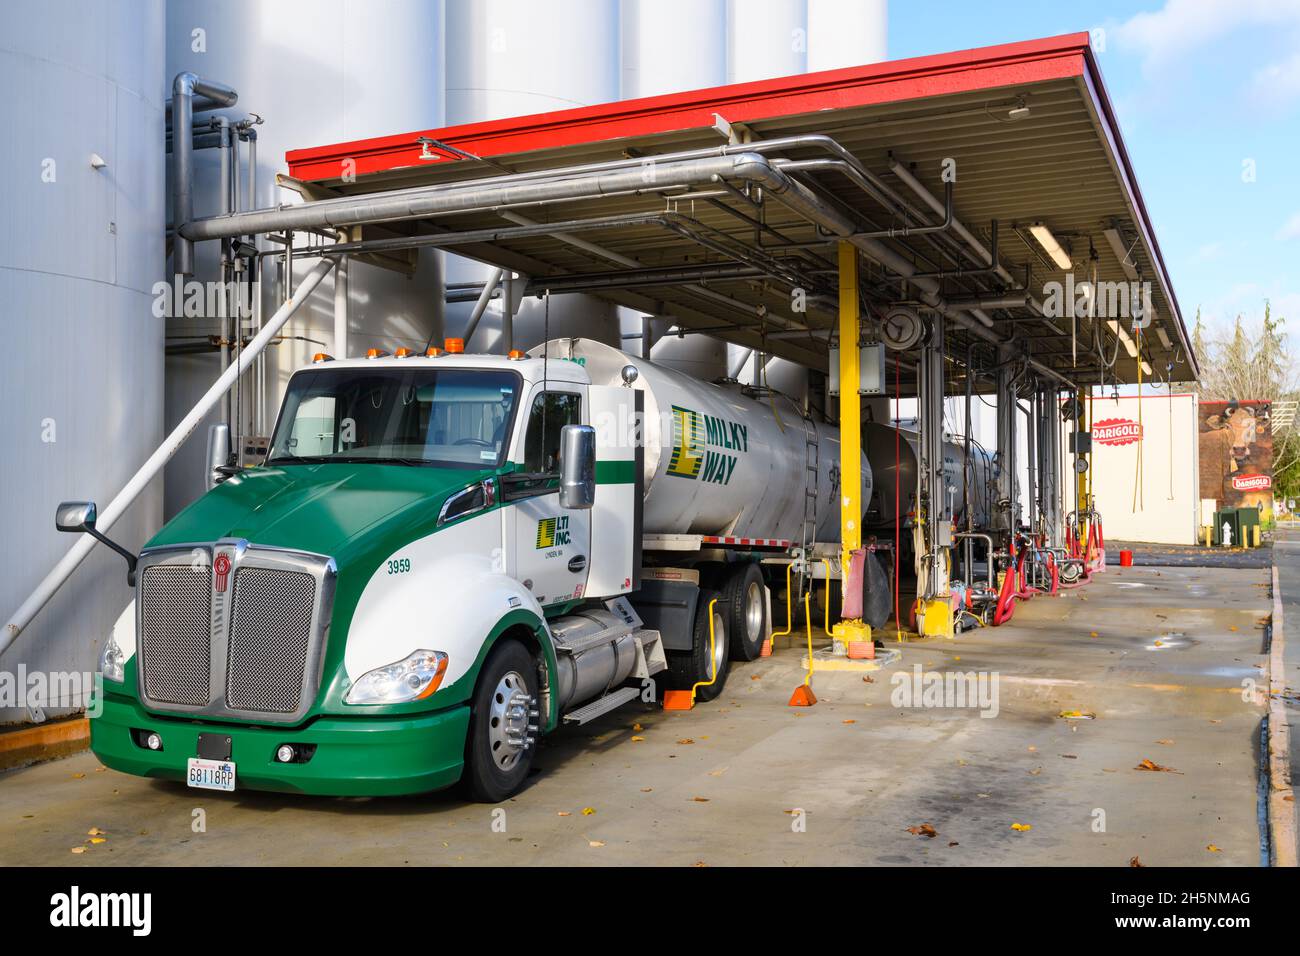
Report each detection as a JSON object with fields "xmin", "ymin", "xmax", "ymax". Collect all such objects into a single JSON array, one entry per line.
[
  {"xmin": 100, "ymin": 632, "xmax": 125, "ymax": 684},
  {"xmin": 344, "ymin": 650, "xmax": 448, "ymax": 705}
]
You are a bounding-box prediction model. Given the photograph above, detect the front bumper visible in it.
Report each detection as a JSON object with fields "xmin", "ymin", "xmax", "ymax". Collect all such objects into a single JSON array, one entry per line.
[{"xmin": 90, "ymin": 692, "xmax": 470, "ymax": 796}]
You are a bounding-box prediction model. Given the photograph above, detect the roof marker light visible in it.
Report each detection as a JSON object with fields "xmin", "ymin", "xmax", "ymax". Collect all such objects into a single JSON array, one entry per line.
[
  {"xmin": 366, "ymin": 348, "xmax": 389, "ymax": 360},
  {"xmin": 1027, "ymin": 222, "xmax": 1072, "ymax": 271},
  {"xmin": 425, "ymin": 346, "xmax": 444, "ymax": 357},
  {"xmin": 394, "ymin": 347, "xmax": 414, "ymax": 358},
  {"xmin": 312, "ymin": 352, "xmax": 334, "ymax": 364},
  {"xmin": 507, "ymin": 349, "xmax": 525, "ymax": 360},
  {"xmin": 444, "ymin": 338, "xmax": 465, "ymax": 354}
]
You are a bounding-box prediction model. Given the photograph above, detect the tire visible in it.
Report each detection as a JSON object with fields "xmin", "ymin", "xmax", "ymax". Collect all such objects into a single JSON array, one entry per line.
[
  {"xmin": 721, "ymin": 562, "xmax": 768, "ymax": 661},
  {"xmin": 664, "ymin": 588, "xmax": 730, "ymax": 703},
  {"xmin": 462, "ymin": 639, "xmax": 539, "ymax": 803}
]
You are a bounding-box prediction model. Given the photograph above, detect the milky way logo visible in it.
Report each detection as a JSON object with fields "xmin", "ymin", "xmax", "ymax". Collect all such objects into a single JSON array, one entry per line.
[
  {"xmin": 1093, "ymin": 418, "xmax": 1143, "ymax": 446},
  {"xmin": 666, "ymin": 404, "xmax": 747, "ymax": 484}
]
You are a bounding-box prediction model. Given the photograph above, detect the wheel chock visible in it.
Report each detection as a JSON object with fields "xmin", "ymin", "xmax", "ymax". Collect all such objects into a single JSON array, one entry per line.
[
  {"xmin": 846, "ymin": 640, "xmax": 874, "ymax": 660},
  {"xmin": 760, "ymin": 638, "xmax": 773, "ymax": 657},
  {"xmin": 662, "ymin": 690, "xmax": 695, "ymax": 711},
  {"xmin": 788, "ymin": 683, "xmax": 817, "ymax": 707}
]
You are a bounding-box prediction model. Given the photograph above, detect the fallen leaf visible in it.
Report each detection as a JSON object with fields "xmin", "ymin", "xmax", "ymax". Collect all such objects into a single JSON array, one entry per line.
[
  {"xmin": 589, "ymin": 841, "xmax": 606, "ymax": 848},
  {"xmin": 1229, "ymin": 625, "xmax": 1238, "ymax": 632},
  {"xmin": 1027, "ymin": 746, "xmax": 1038, "ymax": 752},
  {"xmin": 1028, "ymin": 768, "xmax": 1042, "ymax": 776},
  {"xmin": 948, "ymin": 841, "xmax": 959, "ymax": 847},
  {"xmin": 88, "ymin": 837, "xmax": 106, "ymax": 845},
  {"xmin": 71, "ymin": 773, "xmax": 85, "ymax": 779},
  {"xmin": 630, "ymin": 736, "xmax": 645, "ymax": 742},
  {"xmin": 707, "ymin": 767, "xmax": 728, "ymax": 777},
  {"xmin": 842, "ymin": 719, "xmax": 857, "ymax": 725},
  {"xmin": 691, "ymin": 796, "xmax": 710, "ymax": 803},
  {"xmin": 1135, "ymin": 758, "xmax": 1181, "ymax": 773},
  {"xmin": 87, "ymin": 827, "xmax": 106, "ymax": 836},
  {"xmin": 692, "ymin": 860, "xmax": 708, "ymax": 867},
  {"xmin": 632, "ymin": 723, "xmax": 643, "ymax": 731},
  {"xmin": 1090, "ymin": 631, "xmax": 1099, "ymax": 638},
  {"xmin": 640, "ymin": 787, "xmax": 653, "ymax": 793},
  {"xmin": 581, "ymin": 807, "xmax": 596, "ymax": 816},
  {"xmin": 1010, "ymin": 823, "xmax": 1032, "ymax": 832},
  {"xmin": 70, "ymin": 847, "xmax": 86, "ymax": 854},
  {"xmin": 557, "ymin": 811, "xmax": 572, "ymax": 817},
  {"xmin": 1206, "ymin": 844, "xmax": 1222, "ymax": 853},
  {"xmin": 750, "ymin": 674, "xmax": 761, "ymax": 681},
  {"xmin": 906, "ymin": 823, "xmax": 938, "ymax": 838},
  {"xmin": 1155, "ymin": 739, "xmax": 1174, "ymax": 746},
  {"xmin": 676, "ymin": 738, "xmax": 694, "ymax": 745},
  {"xmin": 1130, "ymin": 855, "xmax": 1144, "ymax": 867},
  {"xmin": 862, "ymin": 675, "xmax": 875, "ymax": 683}
]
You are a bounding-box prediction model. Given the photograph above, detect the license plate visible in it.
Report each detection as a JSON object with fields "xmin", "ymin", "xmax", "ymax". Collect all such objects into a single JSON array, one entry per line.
[{"xmin": 186, "ymin": 757, "xmax": 236, "ymax": 792}]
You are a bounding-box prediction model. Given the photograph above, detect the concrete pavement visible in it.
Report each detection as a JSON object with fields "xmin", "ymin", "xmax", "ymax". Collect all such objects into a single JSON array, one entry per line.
[{"xmin": 0, "ymin": 563, "xmax": 1270, "ymax": 866}]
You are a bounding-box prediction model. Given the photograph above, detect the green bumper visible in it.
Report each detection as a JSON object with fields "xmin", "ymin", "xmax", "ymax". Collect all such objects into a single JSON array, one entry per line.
[{"xmin": 90, "ymin": 693, "xmax": 470, "ymax": 797}]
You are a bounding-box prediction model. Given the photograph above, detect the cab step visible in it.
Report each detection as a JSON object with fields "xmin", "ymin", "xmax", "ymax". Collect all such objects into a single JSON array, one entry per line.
[{"xmin": 562, "ymin": 686, "xmax": 641, "ymax": 725}]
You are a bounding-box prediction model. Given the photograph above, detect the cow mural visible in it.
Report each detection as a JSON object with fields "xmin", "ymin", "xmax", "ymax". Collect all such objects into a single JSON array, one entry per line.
[{"xmin": 1198, "ymin": 399, "xmax": 1273, "ymax": 511}]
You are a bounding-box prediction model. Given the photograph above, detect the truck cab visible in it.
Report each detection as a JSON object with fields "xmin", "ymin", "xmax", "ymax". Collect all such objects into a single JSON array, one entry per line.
[{"xmin": 89, "ymin": 348, "xmax": 682, "ymax": 802}]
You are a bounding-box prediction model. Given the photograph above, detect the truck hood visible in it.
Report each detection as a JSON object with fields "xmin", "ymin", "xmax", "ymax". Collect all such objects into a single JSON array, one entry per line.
[{"xmin": 146, "ymin": 463, "xmax": 489, "ymax": 559}]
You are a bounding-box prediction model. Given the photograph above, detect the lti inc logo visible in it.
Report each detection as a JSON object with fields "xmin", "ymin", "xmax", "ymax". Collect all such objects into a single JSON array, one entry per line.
[
  {"xmin": 666, "ymin": 405, "xmax": 748, "ymax": 484},
  {"xmin": 50, "ymin": 886, "xmax": 151, "ymax": 936},
  {"xmin": 536, "ymin": 515, "xmax": 570, "ymax": 549}
]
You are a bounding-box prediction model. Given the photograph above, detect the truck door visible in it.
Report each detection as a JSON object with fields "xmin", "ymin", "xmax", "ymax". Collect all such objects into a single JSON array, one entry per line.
[{"xmin": 507, "ymin": 386, "xmax": 592, "ymax": 608}]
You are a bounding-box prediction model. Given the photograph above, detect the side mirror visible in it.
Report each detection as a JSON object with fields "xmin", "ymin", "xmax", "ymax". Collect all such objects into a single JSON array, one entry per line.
[
  {"xmin": 206, "ymin": 423, "xmax": 233, "ymax": 490},
  {"xmin": 55, "ymin": 501, "xmax": 97, "ymax": 533},
  {"xmin": 558, "ymin": 424, "xmax": 596, "ymax": 510},
  {"xmin": 54, "ymin": 499, "xmax": 138, "ymax": 587}
]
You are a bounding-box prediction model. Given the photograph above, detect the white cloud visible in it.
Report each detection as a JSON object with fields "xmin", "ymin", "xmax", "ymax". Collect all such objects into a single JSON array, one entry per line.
[
  {"xmin": 1253, "ymin": 51, "xmax": 1300, "ymax": 108},
  {"xmin": 1278, "ymin": 211, "xmax": 1300, "ymax": 242},
  {"xmin": 1115, "ymin": 0, "xmax": 1300, "ymax": 68}
]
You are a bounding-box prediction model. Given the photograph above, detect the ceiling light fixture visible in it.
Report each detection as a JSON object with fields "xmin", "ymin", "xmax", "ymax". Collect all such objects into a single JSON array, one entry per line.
[{"xmin": 1028, "ymin": 222, "xmax": 1072, "ymax": 270}]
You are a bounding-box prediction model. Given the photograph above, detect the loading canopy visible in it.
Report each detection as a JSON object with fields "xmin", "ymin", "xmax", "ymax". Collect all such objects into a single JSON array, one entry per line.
[{"xmin": 280, "ymin": 32, "xmax": 1194, "ymax": 387}]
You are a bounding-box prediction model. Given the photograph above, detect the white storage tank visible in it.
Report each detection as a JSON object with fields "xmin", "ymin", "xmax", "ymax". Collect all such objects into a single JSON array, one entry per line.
[
  {"xmin": 444, "ymin": 0, "xmax": 623, "ymax": 353},
  {"xmin": 0, "ymin": 0, "xmax": 166, "ymax": 721},
  {"xmin": 535, "ymin": 338, "xmax": 869, "ymax": 542},
  {"xmin": 163, "ymin": 0, "xmax": 448, "ymax": 517}
]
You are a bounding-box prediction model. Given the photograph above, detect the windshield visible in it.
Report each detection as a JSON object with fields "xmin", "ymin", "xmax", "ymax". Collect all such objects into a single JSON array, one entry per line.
[{"xmin": 267, "ymin": 367, "xmax": 520, "ymax": 469}]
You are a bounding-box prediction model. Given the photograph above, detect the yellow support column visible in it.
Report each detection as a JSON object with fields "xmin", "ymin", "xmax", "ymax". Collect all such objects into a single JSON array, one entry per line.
[{"xmin": 831, "ymin": 242, "xmax": 872, "ymax": 656}]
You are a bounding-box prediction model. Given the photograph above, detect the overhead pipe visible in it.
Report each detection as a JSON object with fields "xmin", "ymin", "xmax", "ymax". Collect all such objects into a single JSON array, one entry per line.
[
  {"xmin": 171, "ymin": 72, "xmax": 238, "ymax": 276},
  {"xmin": 461, "ymin": 268, "xmax": 506, "ymax": 347},
  {"xmin": 1, "ymin": 257, "xmax": 336, "ymax": 656}
]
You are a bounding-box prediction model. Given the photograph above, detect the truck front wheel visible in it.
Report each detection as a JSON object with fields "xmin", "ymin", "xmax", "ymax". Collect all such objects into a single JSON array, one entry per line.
[{"xmin": 462, "ymin": 639, "xmax": 539, "ymax": 803}]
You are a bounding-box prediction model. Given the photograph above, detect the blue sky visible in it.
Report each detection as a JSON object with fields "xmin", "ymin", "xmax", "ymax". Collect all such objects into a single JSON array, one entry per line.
[{"xmin": 889, "ymin": 0, "xmax": 1300, "ymax": 339}]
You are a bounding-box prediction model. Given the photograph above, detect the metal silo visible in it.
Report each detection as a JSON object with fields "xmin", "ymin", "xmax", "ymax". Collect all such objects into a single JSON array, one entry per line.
[
  {"xmin": 0, "ymin": 0, "xmax": 166, "ymax": 722},
  {"xmin": 162, "ymin": 0, "xmax": 448, "ymax": 517},
  {"xmin": 444, "ymin": 0, "xmax": 624, "ymax": 353}
]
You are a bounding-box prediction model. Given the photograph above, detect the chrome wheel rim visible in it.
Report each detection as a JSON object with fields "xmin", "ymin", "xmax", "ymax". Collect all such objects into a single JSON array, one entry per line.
[
  {"xmin": 744, "ymin": 580, "xmax": 764, "ymax": 640},
  {"xmin": 487, "ymin": 670, "xmax": 534, "ymax": 771},
  {"xmin": 710, "ymin": 610, "xmax": 727, "ymax": 677}
]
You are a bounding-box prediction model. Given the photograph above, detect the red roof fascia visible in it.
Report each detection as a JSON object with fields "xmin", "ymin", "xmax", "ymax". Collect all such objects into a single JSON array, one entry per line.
[{"xmin": 286, "ymin": 32, "xmax": 1090, "ymax": 182}]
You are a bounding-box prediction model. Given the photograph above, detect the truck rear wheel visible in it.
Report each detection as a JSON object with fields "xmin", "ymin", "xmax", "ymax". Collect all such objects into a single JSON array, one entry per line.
[
  {"xmin": 721, "ymin": 562, "xmax": 767, "ymax": 661},
  {"xmin": 664, "ymin": 588, "xmax": 729, "ymax": 703},
  {"xmin": 462, "ymin": 639, "xmax": 539, "ymax": 803}
]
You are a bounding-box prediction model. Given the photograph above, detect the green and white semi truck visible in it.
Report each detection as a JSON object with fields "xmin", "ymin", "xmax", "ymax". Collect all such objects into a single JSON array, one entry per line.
[{"xmin": 78, "ymin": 338, "xmax": 868, "ymax": 801}]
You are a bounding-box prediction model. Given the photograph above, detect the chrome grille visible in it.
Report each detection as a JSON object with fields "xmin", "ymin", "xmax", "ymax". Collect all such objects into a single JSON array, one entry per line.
[
  {"xmin": 226, "ymin": 567, "xmax": 317, "ymax": 713},
  {"xmin": 139, "ymin": 565, "xmax": 212, "ymax": 706}
]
